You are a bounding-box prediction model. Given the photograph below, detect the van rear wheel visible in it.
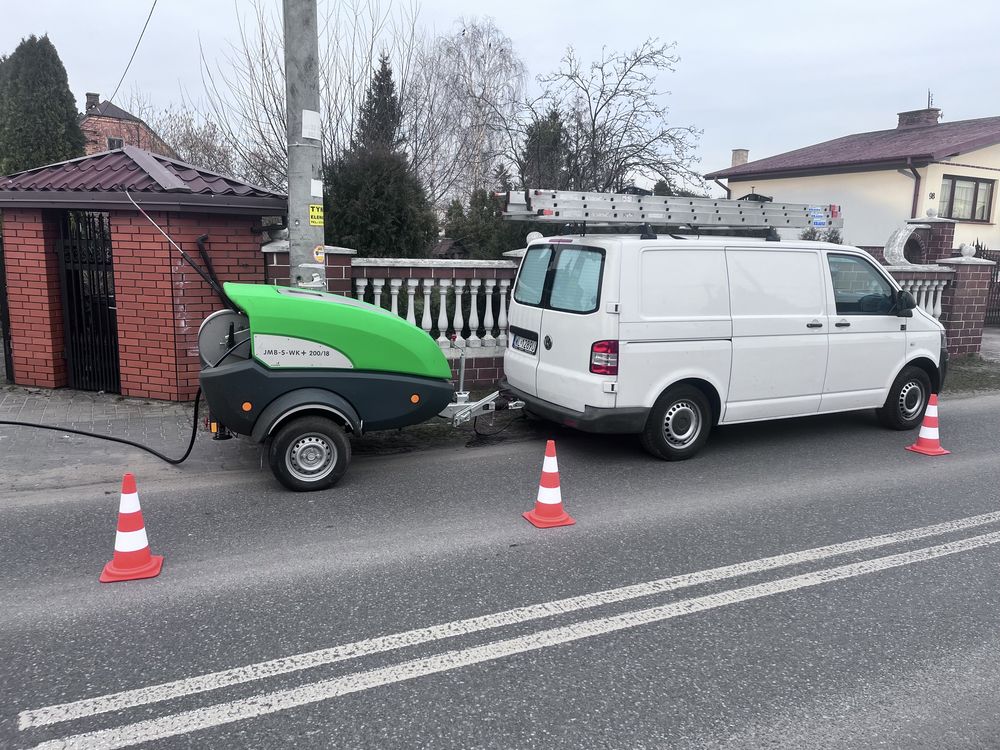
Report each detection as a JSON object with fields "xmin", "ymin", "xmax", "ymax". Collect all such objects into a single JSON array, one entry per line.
[
  {"xmin": 640, "ymin": 385, "xmax": 711, "ymax": 461},
  {"xmin": 876, "ymin": 366, "xmax": 931, "ymax": 430}
]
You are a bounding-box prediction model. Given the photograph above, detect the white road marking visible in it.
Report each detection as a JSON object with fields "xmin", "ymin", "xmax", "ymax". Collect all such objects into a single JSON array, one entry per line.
[
  {"xmin": 19, "ymin": 508, "xmax": 1000, "ymax": 731},
  {"xmin": 30, "ymin": 529, "xmax": 1000, "ymax": 750}
]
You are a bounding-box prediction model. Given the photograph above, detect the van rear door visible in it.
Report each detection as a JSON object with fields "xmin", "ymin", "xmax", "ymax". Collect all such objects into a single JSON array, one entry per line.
[
  {"xmin": 535, "ymin": 244, "xmax": 617, "ymax": 412},
  {"xmin": 504, "ymin": 246, "xmax": 551, "ymax": 397}
]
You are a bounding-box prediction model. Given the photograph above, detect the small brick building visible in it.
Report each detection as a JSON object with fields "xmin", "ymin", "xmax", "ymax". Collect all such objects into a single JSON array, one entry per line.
[{"xmin": 0, "ymin": 146, "xmax": 284, "ymax": 400}]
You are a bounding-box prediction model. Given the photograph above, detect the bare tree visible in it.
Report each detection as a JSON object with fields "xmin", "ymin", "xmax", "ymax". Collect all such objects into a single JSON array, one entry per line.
[{"xmin": 538, "ymin": 39, "xmax": 702, "ymax": 193}]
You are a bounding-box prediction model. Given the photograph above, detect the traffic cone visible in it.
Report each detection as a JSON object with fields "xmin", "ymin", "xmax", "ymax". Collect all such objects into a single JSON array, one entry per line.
[
  {"xmin": 99, "ymin": 473, "xmax": 164, "ymax": 583},
  {"xmin": 523, "ymin": 440, "xmax": 575, "ymax": 528},
  {"xmin": 905, "ymin": 394, "xmax": 950, "ymax": 457}
]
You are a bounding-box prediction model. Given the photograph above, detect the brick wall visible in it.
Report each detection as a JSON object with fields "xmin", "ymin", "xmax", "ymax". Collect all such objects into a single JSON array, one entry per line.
[
  {"xmin": 263, "ymin": 249, "xmax": 353, "ymax": 294},
  {"xmin": 0, "ymin": 208, "xmax": 66, "ymax": 387},
  {"xmin": 937, "ymin": 259, "xmax": 996, "ymax": 355},
  {"xmin": 111, "ymin": 211, "xmax": 264, "ymax": 401},
  {"xmin": 81, "ymin": 115, "xmax": 175, "ymax": 158}
]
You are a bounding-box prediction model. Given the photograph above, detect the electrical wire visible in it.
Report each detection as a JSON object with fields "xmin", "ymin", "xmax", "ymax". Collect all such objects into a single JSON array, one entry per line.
[
  {"xmin": 108, "ymin": 0, "xmax": 158, "ymax": 105},
  {"xmin": 0, "ymin": 388, "xmax": 202, "ymax": 465}
]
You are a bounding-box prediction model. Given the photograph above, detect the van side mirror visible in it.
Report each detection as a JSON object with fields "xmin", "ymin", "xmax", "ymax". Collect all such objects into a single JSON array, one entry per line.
[{"xmin": 895, "ymin": 290, "xmax": 916, "ymax": 318}]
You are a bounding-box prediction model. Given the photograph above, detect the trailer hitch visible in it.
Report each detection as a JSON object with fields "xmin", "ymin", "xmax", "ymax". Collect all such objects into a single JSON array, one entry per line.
[{"xmin": 437, "ymin": 336, "xmax": 524, "ymax": 426}]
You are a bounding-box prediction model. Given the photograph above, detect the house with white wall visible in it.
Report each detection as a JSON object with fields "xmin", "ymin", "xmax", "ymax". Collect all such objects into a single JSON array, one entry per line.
[{"xmin": 705, "ymin": 108, "xmax": 1000, "ymax": 252}]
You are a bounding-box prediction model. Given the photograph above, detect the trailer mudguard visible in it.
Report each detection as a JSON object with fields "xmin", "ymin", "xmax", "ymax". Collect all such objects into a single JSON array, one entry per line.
[{"xmin": 251, "ymin": 388, "xmax": 363, "ymax": 443}]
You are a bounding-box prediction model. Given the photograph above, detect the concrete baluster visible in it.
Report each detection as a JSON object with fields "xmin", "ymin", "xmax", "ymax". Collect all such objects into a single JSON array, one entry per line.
[
  {"xmin": 467, "ymin": 278, "xmax": 482, "ymax": 347},
  {"xmin": 437, "ymin": 279, "xmax": 451, "ymax": 347},
  {"xmin": 452, "ymin": 279, "xmax": 467, "ymax": 346},
  {"xmin": 389, "ymin": 278, "xmax": 402, "ymax": 317},
  {"xmin": 405, "ymin": 279, "xmax": 419, "ymax": 325},
  {"xmin": 482, "ymin": 279, "xmax": 497, "ymax": 347}
]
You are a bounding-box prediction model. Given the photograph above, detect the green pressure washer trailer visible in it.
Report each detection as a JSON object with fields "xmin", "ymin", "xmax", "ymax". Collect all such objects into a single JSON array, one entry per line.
[{"xmin": 198, "ymin": 282, "xmax": 521, "ymax": 491}]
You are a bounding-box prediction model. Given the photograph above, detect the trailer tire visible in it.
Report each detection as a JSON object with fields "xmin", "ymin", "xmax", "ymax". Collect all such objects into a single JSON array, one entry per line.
[{"xmin": 268, "ymin": 416, "xmax": 351, "ymax": 492}]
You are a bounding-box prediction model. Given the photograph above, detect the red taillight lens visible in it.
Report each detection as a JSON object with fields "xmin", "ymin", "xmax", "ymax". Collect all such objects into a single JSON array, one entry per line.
[{"xmin": 590, "ymin": 340, "xmax": 619, "ymax": 375}]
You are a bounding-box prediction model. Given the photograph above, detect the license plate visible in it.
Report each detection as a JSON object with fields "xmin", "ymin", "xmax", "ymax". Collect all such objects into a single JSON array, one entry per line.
[{"xmin": 511, "ymin": 334, "xmax": 537, "ymax": 355}]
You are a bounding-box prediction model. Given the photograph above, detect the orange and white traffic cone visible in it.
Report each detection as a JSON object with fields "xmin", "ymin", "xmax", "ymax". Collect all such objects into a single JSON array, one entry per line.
[
  {"xmin": 523, "ymin": 440, "xmax": 575, "ymax": 528},
  {"xmin": 99, "ymin": 473, "xmax": 164, "ymax": 583},
  {"xmin": 905, "ymin": 394, "xmax": 950, "ymax": 457}
]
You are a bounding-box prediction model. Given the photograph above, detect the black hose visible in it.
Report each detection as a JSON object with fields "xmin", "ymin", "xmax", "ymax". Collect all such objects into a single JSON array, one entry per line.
[{"xmin": 0, "ymin": 387, "xmax": 203, "ymax": 465}]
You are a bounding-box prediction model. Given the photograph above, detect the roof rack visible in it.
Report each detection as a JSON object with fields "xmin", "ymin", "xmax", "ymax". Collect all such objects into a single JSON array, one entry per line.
[{"xmin": 499, "ymin": 189, "xmax": 843, "ymax": 230}]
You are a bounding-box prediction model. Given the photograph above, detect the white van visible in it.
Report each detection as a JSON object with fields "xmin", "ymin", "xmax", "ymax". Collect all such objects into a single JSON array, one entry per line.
[{"xmin": 503, "ymin": 235, "xmax": 948, "ymax": 460}]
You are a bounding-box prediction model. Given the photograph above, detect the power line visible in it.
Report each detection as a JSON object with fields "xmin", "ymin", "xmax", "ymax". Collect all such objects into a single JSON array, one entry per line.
[{"xmin": 107, "ymin": 0, "xmax": 158, "ymax": 104}]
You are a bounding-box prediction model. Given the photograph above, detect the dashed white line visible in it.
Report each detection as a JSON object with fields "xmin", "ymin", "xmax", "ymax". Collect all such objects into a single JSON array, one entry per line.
[
  {"xmin": 29, "ymin": 529, "xmax": 1000, "ymax": 750},
  {"xmin": 19, "ymin": 508, "xmax": 1000, "ymax": 731}
]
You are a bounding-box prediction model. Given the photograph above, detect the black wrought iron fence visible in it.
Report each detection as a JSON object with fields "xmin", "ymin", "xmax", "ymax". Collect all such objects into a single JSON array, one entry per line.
[{"xmin": 979, "ymin": 243, "xmax": 1000, "ymax": 327}]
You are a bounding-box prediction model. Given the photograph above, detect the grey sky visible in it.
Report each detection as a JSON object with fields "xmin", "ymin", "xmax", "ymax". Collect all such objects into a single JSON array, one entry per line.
[{"xmin": 3, "ymin": 0, "xmax": 999, "ymax": 192}]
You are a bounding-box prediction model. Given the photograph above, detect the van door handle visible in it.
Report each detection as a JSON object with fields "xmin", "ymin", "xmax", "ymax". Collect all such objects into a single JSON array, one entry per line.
[
  {"xmin": 806, "ymin": 321, "xmax": 823, "ymax": 329},
  {"xmin": 835, "ymin": 320, "xmax": 851, "ymax": 328}
]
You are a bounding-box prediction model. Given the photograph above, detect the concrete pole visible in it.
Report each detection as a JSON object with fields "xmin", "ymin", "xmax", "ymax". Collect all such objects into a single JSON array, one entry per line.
[{"xmin": 283, "ymin": 0, "xmax": 326, "ymax": 289}]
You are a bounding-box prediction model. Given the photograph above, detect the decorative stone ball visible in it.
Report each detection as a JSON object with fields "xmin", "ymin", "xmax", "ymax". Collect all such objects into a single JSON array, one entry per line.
[
  {"xmin": 960, "ymin": 243, "xmax": 977, "ymax": 258},
  {"xmin": 526, "ymin": 231, "xmax": 544, "ymax": 243},
  {"xmin": 926, "ymin": 208, "xmax": 938, "ymax": 218}
]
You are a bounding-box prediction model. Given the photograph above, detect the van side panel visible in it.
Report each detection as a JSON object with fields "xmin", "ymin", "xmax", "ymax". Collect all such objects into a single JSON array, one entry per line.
[
  {"xmin": 618, "ymin": 248, "xmax": 732, "ymax": 411},
  {"xmin": 724, "ymin": 249, "xmax": 829, "ymax": 422}
]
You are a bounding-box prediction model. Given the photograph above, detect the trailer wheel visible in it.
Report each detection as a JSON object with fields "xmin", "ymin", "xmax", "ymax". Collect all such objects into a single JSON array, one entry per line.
[{"xmin": 268, "ymin": 416, "xmax": 351, "ymax": 492}]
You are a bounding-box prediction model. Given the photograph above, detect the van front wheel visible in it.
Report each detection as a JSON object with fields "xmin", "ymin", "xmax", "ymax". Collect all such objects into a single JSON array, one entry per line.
[
  {"xmin": 876, "ymin": 366, "xmax": 931, "ymax": 430},
  {"xmin": 641, "ymin": 385, "xmax": 711, "ymax": 461}
]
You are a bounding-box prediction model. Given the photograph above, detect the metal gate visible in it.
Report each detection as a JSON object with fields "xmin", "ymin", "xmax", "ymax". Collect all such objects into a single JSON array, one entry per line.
[
  {"xmin": 0, "ymin": 233, "xmax": 13, "ymax": 383},
  {"xmin": 982, "ymin": 246, "xmax": 1000, "ymax": 327},
  {"xmin": 57, "ymin": 211, "xmax": 120, "ymax": 392}
]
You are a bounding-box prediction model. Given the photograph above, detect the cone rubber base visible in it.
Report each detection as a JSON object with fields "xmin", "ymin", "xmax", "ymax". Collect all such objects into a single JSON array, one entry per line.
[
  {"xmin": 905, "ymin": 444, "xmax": 950, "ymax": 457},
  {"xmin": 99, "ymin": 554, "xmax": 164, "ymax": 583},
  {"xmin": 522, "ymin": 510, "xmax": 575, "ymax": 529}
]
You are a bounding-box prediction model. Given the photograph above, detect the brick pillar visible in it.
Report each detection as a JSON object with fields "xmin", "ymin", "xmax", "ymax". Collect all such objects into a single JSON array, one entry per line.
[
  {"xmin": 325, "ymin": 250, "xmax": 353, "ymax": 295},
  {"xmin": 0, "ymin": 208, "xmax": 67, "ymax": 388},
  {"xmin": 921, "ymin": 217, "xmax": 957, "ymax": 263},
  {"xmin": 937, "ymin": 256, "xmax": 997, "ymax": 355},
  {"xmin": 112, "ymin": 211, "xmax": 267, "ymax": 401},
  {"xmin": 110, "ymin": 210, "xmax": 179, "ymax": 400}
]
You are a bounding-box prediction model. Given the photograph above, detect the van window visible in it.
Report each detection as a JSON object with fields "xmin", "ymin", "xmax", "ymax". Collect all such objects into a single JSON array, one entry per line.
[
  {"xmin": 511, "ymin": 244, "xmax": 604, "ymax": 314},
  {"xmin": 549, "ymin": 247, "xmax": 603, "ymax": 313},
  {"xmin": 827, "ymin": 254, "xmax": 894, "ymax": 314},
  {"xmin": 513, "ymin": 247, "xmax": 552, "ymax": 306}
]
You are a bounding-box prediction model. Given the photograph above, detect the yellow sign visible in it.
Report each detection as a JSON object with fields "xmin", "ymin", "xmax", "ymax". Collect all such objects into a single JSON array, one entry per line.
[
  {"xmin": 313, "ymin": 245, "xmax": 325, "ymax": 263},
  {"xmin": 309, "ymin": 204, "xmax": 324, "ymax": 226}
]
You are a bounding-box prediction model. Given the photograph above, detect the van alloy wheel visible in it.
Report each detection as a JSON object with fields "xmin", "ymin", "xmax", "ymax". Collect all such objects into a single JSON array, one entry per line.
[
  {"xmin": 662, "ymin": 401, "xmax": 702, "ymax": 448},
  {"xmin": 876, "ymin": 365, "xmax": 932, "ymax": 431},
  {"xmin": 641, "ymin": 385, "xmax": 712, "ymax": 461}
]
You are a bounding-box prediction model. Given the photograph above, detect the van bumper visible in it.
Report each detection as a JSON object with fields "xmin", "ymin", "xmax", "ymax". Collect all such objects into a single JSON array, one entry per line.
[{"xmin": 502, "ymin": 382, "xmax": 648, "ymax": 434}]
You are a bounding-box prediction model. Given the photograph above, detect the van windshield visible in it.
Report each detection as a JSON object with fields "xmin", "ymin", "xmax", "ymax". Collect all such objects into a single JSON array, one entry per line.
[{"xmin": 512, "ymin": 244, "xmax": 604, "ymax": 314}]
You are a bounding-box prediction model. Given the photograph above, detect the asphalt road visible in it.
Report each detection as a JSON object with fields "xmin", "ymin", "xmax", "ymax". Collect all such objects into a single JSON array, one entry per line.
[{"xmin": 2, "ymin": 393, "xmax": 1000, "ymax": 749}]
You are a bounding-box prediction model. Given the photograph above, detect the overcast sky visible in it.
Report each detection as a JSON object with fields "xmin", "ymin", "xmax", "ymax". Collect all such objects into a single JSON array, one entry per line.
[{"xmin": 4, "ymin": 0, "xmax": 999, "ymax": 193}]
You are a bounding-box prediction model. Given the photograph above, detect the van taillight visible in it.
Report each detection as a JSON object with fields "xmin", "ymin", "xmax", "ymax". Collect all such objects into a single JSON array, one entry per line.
[{"xmin": 590, "ymin": 340, "xmax": 619, "ymax": 375}]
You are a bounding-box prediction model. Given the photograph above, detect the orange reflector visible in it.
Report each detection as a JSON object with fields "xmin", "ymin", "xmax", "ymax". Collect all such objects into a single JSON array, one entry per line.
[
  {"xmin": 410, "ymin": 394, "xmax": 420, "ymax": 404},
  {"xmin": 242, "ymin": 401, "xmax": 253, "ymax": 412},
  {"xmin": 210, "ymin": 422, "xmax": 218, "ymax": 434}
]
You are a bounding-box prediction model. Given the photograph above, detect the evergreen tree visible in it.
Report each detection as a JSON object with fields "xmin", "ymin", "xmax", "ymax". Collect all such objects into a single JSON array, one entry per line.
[
  {"xmin": 353, "ymin": 53, "xmax": 401, "ymax": 152},
  {"xmin": 518, "ymin": 109, "xmax": 568, "ymax": 190},
  {"xmin": 445, "ymin": 188, "xmax": 540, "ymax": 260},
  {"xmin": 325, "ymin": 56, "xmax": 436, "ymax": 257},
  {"xmin": 0, "ymin": 35, "xmax": 84, "ymax": 174}
]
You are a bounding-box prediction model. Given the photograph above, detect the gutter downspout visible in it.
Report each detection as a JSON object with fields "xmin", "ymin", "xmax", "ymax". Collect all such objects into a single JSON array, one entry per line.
[
  {"xmin": 713, "ymin": 178, "xmax": 731, "ymax": 199},
  {"xmin": 906, "ymin": 158, "xmax": 921, "ymax": 218}
]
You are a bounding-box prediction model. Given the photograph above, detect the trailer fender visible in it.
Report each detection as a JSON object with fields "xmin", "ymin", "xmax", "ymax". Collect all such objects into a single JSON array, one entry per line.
[{"xmin": 252, "ymin": 388, "xmax": 362, "ymax": 443}]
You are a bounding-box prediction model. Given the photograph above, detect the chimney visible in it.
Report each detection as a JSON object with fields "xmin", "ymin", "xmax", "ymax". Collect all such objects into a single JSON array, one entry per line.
[
  {"xmin": 86, "ymin": 92, "xmax": 100, "ymax": 112},
  {"xmin": 731, "ymin": 148, "xmax": 749, "ymax": 167},
  {"xmin": 897, "ymin": 108, "xmax": 941, "ymax": 129}
]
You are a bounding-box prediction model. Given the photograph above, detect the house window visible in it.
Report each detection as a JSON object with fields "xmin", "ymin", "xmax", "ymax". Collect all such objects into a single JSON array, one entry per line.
[
  {"xmin": 938, "ymin": 175, "xmax": 994, "ymax": 222},
  {"xmin": 107, "ymin": 137, "xmax": 124, "ymax": 150}
]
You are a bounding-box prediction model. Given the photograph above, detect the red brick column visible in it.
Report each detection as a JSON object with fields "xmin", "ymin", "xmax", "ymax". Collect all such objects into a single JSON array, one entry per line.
[
  {"xmin": 937, "ymin": 257, "xmax": 996, "ymax": 355},
  {"xmin": 111, "ymin": 211, "xmax": 265, "ymax": 401},
  {"xmin": 110, "ymin": 210, "xmax": 178, "ymax": 400},
  {"xmin": 262, "ymin": 245, "xmax": 356, "ymax": 295},
  {"xmin": 0, "ymin": 208, "xmax": 67, "ymax": 388},
  {"xmin": 922, "ymin": 217, "xmax": 957, "ymax": 263}
]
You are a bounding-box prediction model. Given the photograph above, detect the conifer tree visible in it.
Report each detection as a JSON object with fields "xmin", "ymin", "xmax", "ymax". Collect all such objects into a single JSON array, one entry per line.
[{"xmin": 0, "ymin": 35, "xmax": 84, "ymax": 174}]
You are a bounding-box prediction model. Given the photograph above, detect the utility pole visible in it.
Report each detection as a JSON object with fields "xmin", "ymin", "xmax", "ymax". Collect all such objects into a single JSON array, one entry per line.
[{"xmin": 283, "ymin": 0, "xmax": 326, "ymax": 289}]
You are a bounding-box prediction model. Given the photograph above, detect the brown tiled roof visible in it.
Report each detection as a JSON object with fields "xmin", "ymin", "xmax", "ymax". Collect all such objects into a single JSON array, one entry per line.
[
  {"xmin": 82, "ymin": 100, "xmax": 142, "ymax": 123},
  {"xmin": 0, "ymin": 146, "xmax": 286, "ymax": 214},
  {"xmin": 705, "ymin": 115, "xmax": 1000, "ymax": 180}
]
